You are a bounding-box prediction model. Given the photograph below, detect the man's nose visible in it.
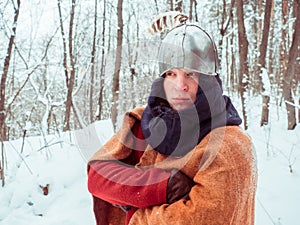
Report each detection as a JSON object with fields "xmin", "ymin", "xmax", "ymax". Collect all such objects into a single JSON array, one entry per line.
[{"xmin": 175, "ymin": 73, "xmax": 188, "ymax": 91}]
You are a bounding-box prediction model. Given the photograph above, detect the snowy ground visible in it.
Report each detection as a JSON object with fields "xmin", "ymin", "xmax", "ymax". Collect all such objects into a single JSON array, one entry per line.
[{"xmin": 0, "ymin": 97, "xmax": 299, "ymax": 225}]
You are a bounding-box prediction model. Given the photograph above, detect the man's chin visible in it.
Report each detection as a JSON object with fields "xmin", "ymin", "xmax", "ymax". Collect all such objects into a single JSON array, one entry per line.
[{"xmin": 172, "ymin": 104, "xmax": 192, "ymax": 111}]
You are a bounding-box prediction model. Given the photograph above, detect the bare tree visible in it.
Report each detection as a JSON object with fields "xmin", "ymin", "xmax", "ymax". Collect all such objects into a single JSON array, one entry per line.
[
  {"xmin": 0, "ymin": 0, "xmax": 21, "ymax": 186},
  {"xmin": 64, "ymin": 0, "xmax": 77, "ymax": 131},
  {"xmin": 96, "ymin": 0, "xmax": 106, "ymax": 121},
  {"xmin": 217, "ymin": 0, "xmax": 234, "ymax": 70},
  {"xmin": 0, "ymin": 0, "xmax": 21, "ymax": 142},
  {"xmin": 89, "ymin": 0, "xmax": 98, "ymax": 123},
  {"xmin": 253, "ymin": 0, "xmax": 263, "ymax": 90},
  {"xmin": 279, "ymin": 0, "xmax": 289, "ymax": 103},
  {"xmin": 236, "ymin": 0, "xmax": 250, "ymax": 130},
  {"xmin": 258, "ymin": 0, "xmax": 273, "ymax": 126},
  {"xmin": 189, "ymin": 0, "xmax": 193, "ymax": 20},
  {"xmin": 229, "ymin": 10, "xmax": 237, "ymax": 94},
  {"xmin": 193, "ymin": 0, "xmax": 198, "ymax": 22},
  {"xmin": 268, "ymin": 1, "xmax": 275, "ymax": 80},
  {"xmin": 57, "ymin": 0, "xmax": 77, "ymax": 131},
  {"xmin": 111, "ymin": 0, "xmax": 124, "ymax": 130},
  {"xmin": 282, "ymin": 0, "xmax": 299, "ymax": 130},
  {"xmin": 168, "ymin": 0, "xmax": 174, "ymax": 11}
]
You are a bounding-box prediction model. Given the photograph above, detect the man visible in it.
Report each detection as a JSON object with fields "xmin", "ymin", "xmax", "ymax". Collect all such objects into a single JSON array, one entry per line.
[{"xmin": 87, "ymin": 22, "xmax": 257, "ymax": 225}]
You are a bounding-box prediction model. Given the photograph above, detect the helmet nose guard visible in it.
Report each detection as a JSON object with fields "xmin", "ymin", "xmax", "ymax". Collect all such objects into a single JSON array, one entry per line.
[{"xmin": 158, "ymin": 24, "xmax": 220, "ymax": 76}]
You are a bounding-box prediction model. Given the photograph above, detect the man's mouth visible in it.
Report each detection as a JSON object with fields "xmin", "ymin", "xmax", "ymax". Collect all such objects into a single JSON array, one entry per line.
[{"xmin": 172, "ymin": 97, "xmax": 191, "ymax": 105}]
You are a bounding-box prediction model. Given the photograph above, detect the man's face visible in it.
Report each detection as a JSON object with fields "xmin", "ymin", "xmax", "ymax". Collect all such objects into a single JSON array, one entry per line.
[{"xmin": 163, "ymin": 68, "xmax": 199, "ymax": 111}]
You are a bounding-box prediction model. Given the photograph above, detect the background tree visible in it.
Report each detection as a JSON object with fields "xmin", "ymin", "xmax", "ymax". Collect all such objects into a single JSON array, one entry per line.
[
  {"xmin": 282, "ymin": 0, "xmax": 299, "ymax": 130},
  {"xmin": 57, "ymin": 0, "xmax": 70, "ymax": 131},
  {"xmin": 1, "ymin": 0, "xmax": 21, "ymax": 142},
  {"xmin": 89, "ymin": 0, "xmax": 98, "ymax": 123},
  {"xmin": 111, "ymin": 0, "xmax": 124, "ymax": 130},
  {"xmin": 96, "ymin": 0, "xmax": 106, "ymax": 121},
  {"xmin": 0, "ymin": 0, "xmax": 21, "ymax": 186},
  {"xmin": 258, "ymin": 0, "xmax": 273, "ymax": 126},
  {"xmin": 63, "ymin": 0, "xmax": 76, "ymax": 131},
  {"xmin": 236, "ymin": 0, "xmax": 250, "ymax": 130}
]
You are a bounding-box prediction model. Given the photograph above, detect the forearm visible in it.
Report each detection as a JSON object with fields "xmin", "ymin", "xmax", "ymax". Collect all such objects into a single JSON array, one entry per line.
[
  {"xmin": 130, "ymin": 183, "xmax": 228, "ymax": 225},
  {"xmin": 129, "ymin": 169, "xmax": 243, "ymax": 225},
  {"xmin": 88, "ymin": 160, "xmax": 170, "ymax": 208}
]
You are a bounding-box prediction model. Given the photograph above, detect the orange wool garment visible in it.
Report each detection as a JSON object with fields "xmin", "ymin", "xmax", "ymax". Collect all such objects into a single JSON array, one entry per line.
[{"xmin": 88, "ymin": 107, "xmax": 257, "ymax": 225}]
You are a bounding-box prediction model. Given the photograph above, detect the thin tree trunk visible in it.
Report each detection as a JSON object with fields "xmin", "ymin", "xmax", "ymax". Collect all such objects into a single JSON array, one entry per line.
[
  {"xmin": 282, "ymin": 0, "xmax": 299, "ymax": 130},
  {"xmin": 218, "ymin": 0, "xmax": 234, "ymax": 64},
  {"xmin": 89, "ymin": 0, "xmax": 98, "ymax": 123},
  {"xmin": 268, "ymin": 1, "xmax": 275, "ymax": 80},
  {"xmin": 63, "ymin": 0, "xmax": 76, "ymax": 131},
  {"xmin": 259, "ymin": 0, "xmax": 273, "ymax": 126},
  {"xmin": 236, "ymin": 0, "xmax": 250, "ymax": 130},
  {"xmin": 96, "ymin": 0, "xmax": 106, "ymax": 121},
  {"xmin": 58, "ymin": 0, "xmax": 70, "ymax": 131},
  {"xmin": 230, "ymin": 14, "xmax": 235, "ymax": 93},
  {"xmin": 175, "ymin": 0, "xmax": 183, "ymax": 11},
  {"xmin": 111, "ymin": 0, "xmax": 123, "ymax": 130},
  {"xmin": 57, "ymin": 0, "xmax": 69, "ymax": 98},
  {"xmin": 194, "ymin": 0, "xmax": 198, "ymax": 22},
  {"xmin": 1, "ymin": 142, "xmax": 4, "ymax": 186},
  {"xmin": 154, "ymin": 0, "xmax": 159, "ymax": 14},
  {"xmin": 279, "ymin": 0, "xmax": 289, "ymax": 100},
  {"xmin": 252, "ymin": 0, "xmax": 264, "ymax": 94},
  {"xmin": 0, "ymin": 0, "xmax": 21, "ymax": 186},
  {"xmin": 0, "ymin": 0, "xmax": 21, "ymax": 143},
  {"xmin": 169, "ymin": 0, "xmax": 174, "ymax": 11},
  {"xmin": 298, "ymin": 97, "xmax": 300, "ymax": 123},
  {"xmin": 189, "ymin": 0, "xmax": 193, "ymax": 20}
]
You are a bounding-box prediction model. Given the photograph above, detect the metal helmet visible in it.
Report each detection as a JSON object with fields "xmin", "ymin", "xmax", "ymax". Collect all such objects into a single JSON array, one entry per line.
[{"xmin": 158, "ymin": 23, "xmax": 220, "ymax": 76}]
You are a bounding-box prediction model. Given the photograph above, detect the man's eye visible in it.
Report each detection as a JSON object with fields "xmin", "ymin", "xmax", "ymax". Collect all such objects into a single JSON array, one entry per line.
[
  {"xmin": 186, "ymin": 72, "xmax": 199, "ymax": 77},
  {"xmin": 165, "ymin": 71, "xmax": 175, "ymax": 77}
]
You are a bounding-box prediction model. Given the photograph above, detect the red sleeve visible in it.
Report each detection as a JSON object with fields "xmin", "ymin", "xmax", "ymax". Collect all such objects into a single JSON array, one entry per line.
[{"xmin": 88, "ymin": 160, "xmax": 170, "ymax": 208}]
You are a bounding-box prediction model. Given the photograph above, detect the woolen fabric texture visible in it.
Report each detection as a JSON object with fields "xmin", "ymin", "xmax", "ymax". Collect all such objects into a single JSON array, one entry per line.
[
  {"xmin": 88, "ymin": 108, "xmax": 257, "ymax": 225},
  {"xmin": 141, "ymin": 75, "xmax": 242, "ymax": 156}
]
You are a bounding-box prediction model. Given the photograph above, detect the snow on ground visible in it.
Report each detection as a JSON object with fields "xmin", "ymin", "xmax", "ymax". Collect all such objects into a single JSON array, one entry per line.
[{"xmin": 0, "ymin": 97, "xmax": 299, "ymax": 225}]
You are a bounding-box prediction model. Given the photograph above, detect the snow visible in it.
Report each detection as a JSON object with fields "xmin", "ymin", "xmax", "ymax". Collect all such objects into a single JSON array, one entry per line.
[
  {"xmin": 1, "ymin": 97, "xmax": 300, "ymax": 225},
  {"xmin": 260, "ymin": 68, "xmax": 271, "ymax": 96}
]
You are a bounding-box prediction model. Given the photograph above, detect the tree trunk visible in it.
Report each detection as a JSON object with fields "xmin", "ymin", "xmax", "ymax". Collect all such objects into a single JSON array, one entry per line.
[
  {"xmin": 282, "ymin": 0, "xmax": 299, "ymax": 130},
  {"xmin": 154, "ymin": 0, "xmax": 159, "ymax": 14},
  {"xmin": 89, "ymin": 0, "xmax": 98, "ymax": 123},
  {"xmin": 58, "ymin": 0, "xmax": 70, "ymax": 130},
  {"xmin": 63, "ymin": 0, "xmax": 76, "ymax": 131},
  {"xmin": 1, "ymin": 142, "xmax": 4, "ymax": 187},
  {"xmin": 268, "ymin": 1, "xmax": 275, "ymax": 80},
  {"xmin": 96, "ymin": 0, "xmax": 106, "ymax": 121},
  {"xmin": 111, "ymin": 0, "xmax": 123, "ymax": 130},
  {"xmin": 194, "ymin": 0, "xmax": 198, "ymax": 22},
  {"xmin": 0, "ymin": 0, "xmax": 21, "ymax": 186},
  {"xmin": 236, "ymin": 0, "xmax": 250, "ymax": 130},
  {"xmin": 259, "ymin": 0, "xmax": 273, "ymax": 126},
  {"xmin": 298, "ymin": 97, "xmax": 300, "ymax": 124},
  {"xmin": 252, "ymin": 0, "xmax": 262, "ymax": 92},
  {"xmin": 189, "ymin": 0, "xmax": 193, "ymax": 21},
  {"xmin": 279, "ymin": 0, "xmax": 289, "ymax": 94},
  {"xmin": 175, "ymin": 0, "xmax": 183, "ymax": 11},
  {"xmin": 218, "ymin": 0, "xmax": 234, "ymax": 68},
  {"xmin": 0, "ymin": 0, "xmax": 21, "ymax": 143},
  {"xmin": 230, "ymin": 14, "xmax": 236, "ymax": 93},
  {"xmin": 169, "ymin": 0, "xmax": 174, "ymax": 11}
]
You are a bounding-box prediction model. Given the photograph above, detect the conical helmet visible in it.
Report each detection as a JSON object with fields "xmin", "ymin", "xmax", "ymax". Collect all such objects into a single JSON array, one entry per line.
[{"xmin": 158, "ymin": 23, "xmax": 220, "ymax": 76}]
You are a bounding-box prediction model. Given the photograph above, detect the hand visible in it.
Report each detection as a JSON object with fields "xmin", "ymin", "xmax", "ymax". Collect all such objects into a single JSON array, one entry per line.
[{"xmin": 167, "ymin": 169, "xmax": 194, "ymax": 204}]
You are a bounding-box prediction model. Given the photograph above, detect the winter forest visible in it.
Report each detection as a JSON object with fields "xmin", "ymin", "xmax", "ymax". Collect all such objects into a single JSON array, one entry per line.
[{"xmin": 0, "ymin": 0, "xmax": 300, "ymax": 224}]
